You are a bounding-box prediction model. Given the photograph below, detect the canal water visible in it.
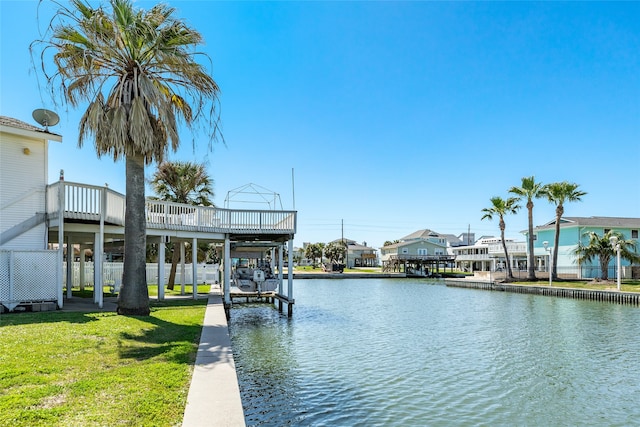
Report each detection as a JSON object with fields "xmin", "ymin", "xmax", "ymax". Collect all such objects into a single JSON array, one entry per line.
[{"xmin": 228, "ymin": 279, "xmax": 640, "ymax": 426}]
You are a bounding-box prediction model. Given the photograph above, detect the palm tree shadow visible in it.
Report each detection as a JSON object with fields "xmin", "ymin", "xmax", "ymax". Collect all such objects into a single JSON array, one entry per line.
[{"xmin": 117, "ymin": 301, "xmax": 224, "ymax": 365}]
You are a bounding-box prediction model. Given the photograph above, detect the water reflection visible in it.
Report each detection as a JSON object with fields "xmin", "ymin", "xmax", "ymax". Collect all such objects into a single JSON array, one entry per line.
[{"xmin": 229, "ymin": 279, "xmax": 640, "ymax": 426}]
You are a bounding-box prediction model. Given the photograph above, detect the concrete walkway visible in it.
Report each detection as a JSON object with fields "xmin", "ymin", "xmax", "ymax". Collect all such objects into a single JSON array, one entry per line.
[
  {"xmin": 182, "ymin": 292, "xmax": 246, "ymax": 427},
  {"xmin": 61, "ymin": 293, "xmax": 246, "ymax": 426}
]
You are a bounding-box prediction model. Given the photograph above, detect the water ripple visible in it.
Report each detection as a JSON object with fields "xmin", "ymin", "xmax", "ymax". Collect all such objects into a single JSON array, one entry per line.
[{"xmin": 229, "ymin": 280, "xmax": 640, "ymax": 426}]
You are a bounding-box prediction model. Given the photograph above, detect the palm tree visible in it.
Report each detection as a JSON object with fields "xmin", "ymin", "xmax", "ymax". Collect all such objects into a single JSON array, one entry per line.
[
  {"xmin": 481, "ymin": 196, "xmax": 521, "ymax": 281},
  {"xmin": 542, "ymin": 182, "xmax": 587, "ymax": 280},
  {"xmin": 509, "ymin": 176, "xmax": 545, "ymax": 280},
  {"xmin": 573, "ymin": 231, "xmax": 640, "ymax": 281},
  {"xmin": 38, "ymin": 0, "xmax": 221, "ymax": 315},
  {"xmin": 151, "ymin": 161, "xmax": 213, "ymax": 289}
]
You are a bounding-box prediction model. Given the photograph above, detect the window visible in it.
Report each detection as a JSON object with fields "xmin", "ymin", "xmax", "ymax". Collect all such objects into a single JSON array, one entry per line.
[
  {"xmin": 604, "ymin": 228, "xmax": 611, "ymax": 234},
  {"xmin": 418, "ymin": 248, "xmax": 428, "ymax": 255},
  {"xmin": 633, "ymin": 230, "xmax": 638, "ymax": 239},
  {"xmin": 401, "ymin": 248, "xmax": 408, "ymax": 254}
]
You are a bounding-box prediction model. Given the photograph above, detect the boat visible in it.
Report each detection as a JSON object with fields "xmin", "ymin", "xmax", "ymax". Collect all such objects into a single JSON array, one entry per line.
[
  {"xmin": 233, "ymin": 265, "xmax": 279, "ymax": 293},
  {"xmin": 406, "ymin": 266, "xmax": 430, "ymax": 278}
]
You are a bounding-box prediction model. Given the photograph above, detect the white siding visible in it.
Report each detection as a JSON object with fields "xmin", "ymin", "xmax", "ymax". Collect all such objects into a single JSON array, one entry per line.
[{"xmin": 0, "ymin": 131, "xmax": 48, "ymax": 249}]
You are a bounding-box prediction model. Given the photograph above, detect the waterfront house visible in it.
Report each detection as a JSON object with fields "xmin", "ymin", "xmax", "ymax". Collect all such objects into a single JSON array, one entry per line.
[
  {"xmin": 380, "ymin": 229, "xmax": 453, "ymax": 274},
  {"xmin": 328, "ymin": 238, "xmax": 379, "ymax": 268},
  {"xmin": 531, "ymin": 216, "xmax": 640, "ymax": 279},
  {"xmin": 0, "ymin": 115, "xmax": 297, "ymax": 312},
  {"xmin": 451, "ymin": 237, "xmax": 528, "ymax": 276}
]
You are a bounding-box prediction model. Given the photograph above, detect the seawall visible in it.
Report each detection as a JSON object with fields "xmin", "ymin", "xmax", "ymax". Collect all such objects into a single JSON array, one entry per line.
[
  {"xmin": 445, "ymin": 279, "xmax": 640, "ymax": 306},
  {"xmin": 292, "ymin": 273, "xmax": 406, "ymax": 279}
]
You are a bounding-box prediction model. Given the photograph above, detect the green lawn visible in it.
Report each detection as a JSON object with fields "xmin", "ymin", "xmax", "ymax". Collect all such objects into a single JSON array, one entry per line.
[{"xmin": 0, "ymin": 299, "xmax": 207, "ymax": 426}]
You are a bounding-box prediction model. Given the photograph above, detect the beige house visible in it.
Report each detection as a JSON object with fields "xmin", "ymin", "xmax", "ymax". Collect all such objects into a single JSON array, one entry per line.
[{"xmin": 328, "ymin": 238, "xmax": 378, "ymax": 268}]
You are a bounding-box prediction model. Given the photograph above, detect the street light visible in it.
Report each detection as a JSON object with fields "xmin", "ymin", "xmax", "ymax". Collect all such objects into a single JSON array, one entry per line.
[
  {"xmin": 543, "ymin": 241, "xmax": 552, "ymax": 287},
  {"xmin": 609, "ymin": 235, "xmax": 621, "ymax": 291}
]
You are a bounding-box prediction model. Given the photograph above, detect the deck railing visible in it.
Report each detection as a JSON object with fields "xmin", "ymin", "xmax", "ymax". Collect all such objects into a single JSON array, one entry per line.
[{"xmin": 46, "ymin": 181, "xmax": 296, "ymax": 234}]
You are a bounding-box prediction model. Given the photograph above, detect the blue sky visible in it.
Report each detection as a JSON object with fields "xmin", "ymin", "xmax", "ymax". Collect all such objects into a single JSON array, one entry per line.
[{"xmin": 2, "ymin": 1, "xmax": 639, "ymax": 249}]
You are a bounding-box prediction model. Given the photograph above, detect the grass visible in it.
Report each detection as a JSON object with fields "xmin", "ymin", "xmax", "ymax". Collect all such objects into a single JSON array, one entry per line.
[{"xmin": 0, "ymin": 299, "xmax": 207, "ymax": 426}]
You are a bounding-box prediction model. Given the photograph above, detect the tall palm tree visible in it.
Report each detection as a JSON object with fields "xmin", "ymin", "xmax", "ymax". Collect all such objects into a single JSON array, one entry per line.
[
  {"xmin": 573, "ymin": 231, "xmax": 639, "ymax": 281},
  {"xmin": 481, "ymin": 196, "xmax": 521, "ymax": 281},
  {"xmin": 509, "ymin": 176, "xmax": 545, "ymax": 281},
  {"xmin": 542, "ymin": 182, "xmax": 587, "ymax": 280},
  {"xmin": 151, "ymin": 161, "xmax": 213, "ymax": 289},
  {"xmin": 39, "ymin": 0, "xmax": 221, "ymax": 315}
]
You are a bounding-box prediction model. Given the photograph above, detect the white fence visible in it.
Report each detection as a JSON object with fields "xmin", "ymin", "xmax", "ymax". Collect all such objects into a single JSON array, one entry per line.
[
  {"xmin": 64, "ymin": 261, "xmax": 220, "ymax": 289},
  {"xmin": 0, "ymin": 250, "xmax": 59, "ymax": 310}
]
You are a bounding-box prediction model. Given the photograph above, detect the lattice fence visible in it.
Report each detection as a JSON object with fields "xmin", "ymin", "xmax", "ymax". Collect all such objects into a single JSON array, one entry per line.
[{"xmin": 0, "ymin": 250, "xmax": 58, "ymax": 310}]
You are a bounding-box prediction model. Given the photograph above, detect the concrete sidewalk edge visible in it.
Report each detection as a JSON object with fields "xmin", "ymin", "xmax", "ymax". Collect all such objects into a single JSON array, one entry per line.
[{"xmin": 182, "ymin": 292, "xmax": 246, "ymax": 426}]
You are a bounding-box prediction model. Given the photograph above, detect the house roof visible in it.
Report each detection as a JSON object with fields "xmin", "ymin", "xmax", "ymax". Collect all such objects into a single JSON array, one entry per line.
[
  {"xmin": 400, "ymin": 229, "xmax": 440, "ymax": 241},
  {"xmin": 329, "ymin": 238, "xmax": 376, "ymax": 251},
  {"xmin": 535, "ymin": 216, "xmax": 640, "ymax": 230},
  {"xmin": 382, "ymin": 237, "xmax": 446, "ymax": 250},
  {"xmin": 0, "ymin": 115, "xmax": 62, "ymax": 141}
]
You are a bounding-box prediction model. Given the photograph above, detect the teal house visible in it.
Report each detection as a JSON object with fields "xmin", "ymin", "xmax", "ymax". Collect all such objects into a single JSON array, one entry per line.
[{"xmin": 531, "ymin": 217, "xmax": 640, "ymax": 279}]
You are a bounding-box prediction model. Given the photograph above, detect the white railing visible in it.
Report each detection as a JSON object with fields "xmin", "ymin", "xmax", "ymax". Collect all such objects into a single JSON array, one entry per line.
[
  {"xmin": 105, "ymin": 189, "xmax": 125, "ymax": 224},
  {"xmin": 46, "ymin": 181, "xmax": 297, "ymax": 234},
  {"xmin": 145, "ymin": 199, "xmax": 296, "ymax": 233},
  {"xmin": 488, "ymin": 243, "xmax": 528, "ymax": 255},
  {"xmin": 454, "ymin": 254, "xmax": 491, "ymax": 261}
]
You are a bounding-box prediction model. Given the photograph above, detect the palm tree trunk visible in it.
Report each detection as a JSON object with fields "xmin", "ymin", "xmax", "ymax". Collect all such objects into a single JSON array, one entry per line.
[
  {"xmin": 527, "ymin": 202, "xmax": 536, "ymax": 280},
  {"xmin": 167, "ymin": 242, "xmax": 180, "ymax": 290},
  {"xmin": 117, "ymin": 153, "xmax": 150, "ymax": 315},
  {"xmin": 552, "ymin": 205, "xmax": 563, "ymax": 280},
  {"xmin": 500, "ymin": 219, "xmax": 514, "ymax": 280},
  {"xmin": 502, "ymin": 235, "xmax": 514, "ymax": 280}
]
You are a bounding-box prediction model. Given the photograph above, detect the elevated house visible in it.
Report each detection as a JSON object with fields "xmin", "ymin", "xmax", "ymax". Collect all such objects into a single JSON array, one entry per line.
[
  {"xmin": 380, "ymin": 229, "xmax": 454, "ymax": 275},
  {"xmin": 328, "ymin": 238, "xmax": 378, "ymax": 268},
  {"xmin": 531, "ymin": 216, "xmax": 640, "ymax": 279},
  {"xmin": 0, "ymin": 115, "xmax": 297, "ymax": 313},
  {"xmin": 451, "ymin": 237, "xmax": 528, "ymax": 275}
]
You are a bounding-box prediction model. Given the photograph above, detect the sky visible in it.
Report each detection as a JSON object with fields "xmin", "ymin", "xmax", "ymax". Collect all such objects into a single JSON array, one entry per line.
[{"xmin": 1, "ymin": 1, "xmax": 639, "ymax": 250}]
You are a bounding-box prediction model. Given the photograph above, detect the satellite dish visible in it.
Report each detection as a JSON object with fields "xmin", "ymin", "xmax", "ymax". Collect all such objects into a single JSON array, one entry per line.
[{"xmin": 32, "ymin": 108, "xmax": 60, "ymax": 131}]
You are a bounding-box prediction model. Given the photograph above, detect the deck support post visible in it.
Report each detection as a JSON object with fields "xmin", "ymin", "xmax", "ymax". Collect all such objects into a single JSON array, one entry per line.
[
  {"xmin": 224, "ymin": 235, "xmax": 231, "ymax": 307},
  {"xmin": 57, "ymin": 180, "xmax": 64, "ymax": 309},
  {"xmin": 287, "ymin": 237, "xmax": 294, "ymax": 317},
  {"xmin": 180, "ymin": 242, "xmax": 186, "ymax": 295},
  {"xmin": 97, "ymin": 187, "xmax": 105, "ymax": 309},
  {"xmin": 158, "ymin": 236, "xmax": 165, "ymax": 301},
  {"xmin": 192, "ymin": 237, "xmax": 198, "ymax": 299},
  {"xmin": 66, "ymin": 234, "xmax": 73, "ymax": 298},
  {"xmin": 79, "ymin": 245, "xmax": 86, "ymax": 291},
  {"xmin": 278, "ymin": 243, "xmax": 284, "ymax": 313}
]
